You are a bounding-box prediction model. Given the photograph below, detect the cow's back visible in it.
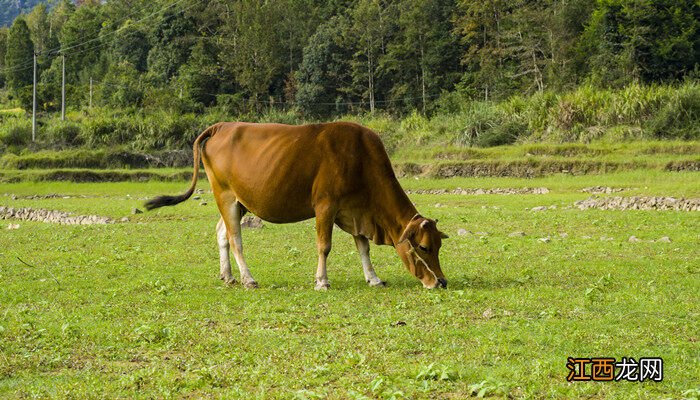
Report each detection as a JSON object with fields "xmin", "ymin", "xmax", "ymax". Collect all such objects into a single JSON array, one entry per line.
[{"xmin": 202, "ymin": 122, "xmax": 390, "ymax": 224}]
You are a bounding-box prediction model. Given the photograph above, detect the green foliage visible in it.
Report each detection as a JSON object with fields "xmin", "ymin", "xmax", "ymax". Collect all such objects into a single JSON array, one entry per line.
[
  {"xmin": 0, "ymin": 116, "xmax": 31, "ymax": 149},
  {"xmin": 0, "ymin": 27, "xmax": 8, "ymax": 87},
  {"xmin": 4, "ymin": 18, "xmax": 34, "ymax": 92},
  {"xmin": 296, "ymin": 16, "xmax": 353, "ymax": 116},
  {"xmin": 79, "ymin": 114, "xmax": 136, "ymax": 148},
  {"xmin": 99, "ymin": 61, "xmax": 144, "ymax": 108},
  {"xmin": 582, "ymin": 0, "xmax": 700, "ymax": 86},
  {"xmin": 43, "ymin": 120, "xmax": 82, "ymax": 148}
]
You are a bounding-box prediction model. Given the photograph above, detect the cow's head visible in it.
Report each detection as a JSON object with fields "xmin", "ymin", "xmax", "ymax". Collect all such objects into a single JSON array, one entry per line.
[{"xmin": 397, "ymin": 215, "xmax": 448, "ymax": 289}]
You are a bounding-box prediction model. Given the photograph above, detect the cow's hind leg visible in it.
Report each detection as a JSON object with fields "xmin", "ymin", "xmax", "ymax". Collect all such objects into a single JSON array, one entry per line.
[
  {"xmin": 314, "ymin": 202, "xmax": 337, "ymax": 290},
  {"xmin": 353, "ymin": 235, "xmax": 385, "ymax": 287},
  {"xmin": 222, "ymin": 199, "xmax": 258, "ymax": 288},
  {"xmin": 217, "ymin": 217, "xmax": 235, "ymax": 284}
]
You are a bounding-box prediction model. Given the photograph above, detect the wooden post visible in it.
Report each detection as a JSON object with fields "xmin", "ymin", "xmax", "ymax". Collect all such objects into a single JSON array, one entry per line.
[
  {"xmin": 32, "ymin": 52, "xmax": 37, "ymax": 142},
  {"xmin": 61, "ymin": 54, "xmax": 66, "ymax": 121}
]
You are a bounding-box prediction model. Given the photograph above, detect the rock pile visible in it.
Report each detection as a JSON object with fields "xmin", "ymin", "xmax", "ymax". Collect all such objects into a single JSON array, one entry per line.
[
  {"xmin": 0, "ymin": 206, "xmax": 114, "ymax": 225},
  {"xmin": 575, "ymin": 196, "xmax": 700, "ymax": 211},
  {"xmin": 581, "ymin": 186, "xmax": 625, "ymax": 194},
  {"xmin": 405, "ymin": 187, "xmax": 549, "ymax": 195}
]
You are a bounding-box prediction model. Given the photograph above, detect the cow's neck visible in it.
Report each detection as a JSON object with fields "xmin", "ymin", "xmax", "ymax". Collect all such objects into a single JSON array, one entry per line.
[{"xmin": 374, "ymin": 179, "xmax": 418, "ymax": 246}]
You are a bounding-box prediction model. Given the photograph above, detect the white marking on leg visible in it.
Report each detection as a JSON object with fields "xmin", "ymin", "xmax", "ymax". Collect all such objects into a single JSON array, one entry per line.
[
  {"xmin": 216, "ymin": 217, "xmax": 234, "ymax": 283},
  {"xmin": 228, "ymin": 201, "xmax": 257, "ymax": 288},
  {"xmin": 354, "ymin": 235, "xmax": 384, "ymax": 287}
]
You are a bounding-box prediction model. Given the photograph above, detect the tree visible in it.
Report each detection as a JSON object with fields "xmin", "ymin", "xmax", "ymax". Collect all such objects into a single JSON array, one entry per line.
[
  {"xmin": 582, "ymin": 0, "xmax": 700, "ymax": 86},
  {"xmin": 99, "ymin": 61, "xmax": 144, "ymax": 108},
  {"xmin": 218, "ymin": 0, "xmax": 284, "ymax": 104},
  {"xmin": 5, "ymin": 18, "xmax": 34, "ymax": 93},
  {"xmin": 296, "ymin": 16, "xmax": 354, "ymax": 116},
  {"xmin": 383, "ymin": 0, "xmax": 463, "ymax": 113},
  {"xmin": 26, "ymin": 3, "xmax": 59, "ymax": 62},
  {"xmin": 0, "ymin": 27, "xmax": 8, "ymax": 87},
  {"xmin": 455, "ymin": 0, "xmax": 514, "ymax": 100},
  {"xmin": 59, "ymin": 3, "xmax": 105, "ymax": 82},
  {"xmin": 146, "ymin": 7, "xmax": 196, "ymax": 84},
  {"xmin": 176, "ymin": 40, "xmax": 221, "ymax": 107},
  {"xmin": 346, "ymin": 0, "xmax": 390, "ymax": 113},
  {"xmin": 109, "ymin": 20, "xmax": 150, "ymax": 72}
]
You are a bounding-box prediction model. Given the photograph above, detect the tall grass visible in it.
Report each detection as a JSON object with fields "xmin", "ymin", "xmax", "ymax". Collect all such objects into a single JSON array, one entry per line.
[{"xmin": 0, "ymin": 82, "xmax": 697, "ymax": 155}]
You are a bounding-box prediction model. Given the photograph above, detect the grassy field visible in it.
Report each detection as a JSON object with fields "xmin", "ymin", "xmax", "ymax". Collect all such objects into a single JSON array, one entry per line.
[{"xmin": 1, "ymin": 171, "xmax": 698, "ymax": 398}]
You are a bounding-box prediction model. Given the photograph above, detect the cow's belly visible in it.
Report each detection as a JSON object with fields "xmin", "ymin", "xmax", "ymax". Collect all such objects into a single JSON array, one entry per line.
[
  {"xmin": 221, "ymin": 158, "xmax": 319, "ymax": 224},
  {"xmin": 235, "ymin": 187, "xmax": 316, "ymax": 223}
]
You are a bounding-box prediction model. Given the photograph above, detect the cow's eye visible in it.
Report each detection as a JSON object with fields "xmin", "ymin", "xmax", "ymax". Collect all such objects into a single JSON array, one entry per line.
[{"xmin": 418, "ymin": 245, "xmax": 429, "ymax": 252}]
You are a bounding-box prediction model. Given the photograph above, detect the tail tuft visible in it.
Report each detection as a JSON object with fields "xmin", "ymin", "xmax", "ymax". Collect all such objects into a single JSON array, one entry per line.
[{"xmin": 144, "ymin": 194, "xmax": 190, "ymax": 210}]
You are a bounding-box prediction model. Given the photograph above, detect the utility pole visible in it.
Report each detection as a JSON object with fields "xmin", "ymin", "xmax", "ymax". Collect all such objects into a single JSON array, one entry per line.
[
  {"xmin": 61, "ymin": 53, "xmax": 66, "ymax": 121},
  {"xmin": 32, "ymin": 52, "xmax": 37, "ymax": 142}
]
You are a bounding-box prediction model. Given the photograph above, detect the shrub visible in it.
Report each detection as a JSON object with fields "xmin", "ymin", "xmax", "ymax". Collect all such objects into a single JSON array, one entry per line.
[
  {"xmin": 44, "ymin": 120, "xmax": 83, "ymax": 147},
  {"xmin": 79, "ymin": 114, "xmax": 136, "ymax": 147},
  {"xmin": 644, "ymin": 83, "xmax": 700, "ymax": 140},
  {"xmin": 0, "ymin": 117, "xmax": 32, "ymax": 148}
]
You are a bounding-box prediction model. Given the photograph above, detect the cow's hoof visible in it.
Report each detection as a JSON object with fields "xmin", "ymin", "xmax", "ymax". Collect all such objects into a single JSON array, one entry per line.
[
  {"xmin": 243, "ymin": 281, "xmax": 259, "ymax": 289},
  {"xmin": 314, "ymin": 282, "xmax": 330, "ymax": 291},
  {"xmin": 368, "ymin": 279, "xmax": 386, "ymax": 287},
  {"xmin": 220, "ymin": 274, "xmax": 237, "ymax": 285}
]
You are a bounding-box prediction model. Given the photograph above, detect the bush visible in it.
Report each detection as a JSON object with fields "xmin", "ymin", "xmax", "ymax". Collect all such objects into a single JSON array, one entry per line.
[
  {"xmin": 453, "ymin": 102, "xmax": 503, "ymax": 147},
  {"xmin": 79, "ymin": 114, "xmax": 136, "ymax": 147},
  {"xmin": 44, "ymin": 120, "xmax": 83, "ymax": 148},
  {"xmin": 0, "ymin": 117, "xmax": 32, "ymax": 148},
  {"xmin": 132, "ymin": 112, "xmax": 205, "ymax": 150},
  {"xmin": 644, "ymin": 83, "xmax": 700, "ymax": 140}
]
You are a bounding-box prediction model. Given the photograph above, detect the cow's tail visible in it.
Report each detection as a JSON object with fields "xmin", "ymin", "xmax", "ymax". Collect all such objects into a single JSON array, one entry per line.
[{"xmin": 144, "ymin": 124, "xmax": 218, "ymax": 211}]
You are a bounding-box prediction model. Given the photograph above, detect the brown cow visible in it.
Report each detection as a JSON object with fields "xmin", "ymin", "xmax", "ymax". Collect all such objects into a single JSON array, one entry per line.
[{"xmin": 145, "ymin": 122, "xmax": 448, "ymax": 289}]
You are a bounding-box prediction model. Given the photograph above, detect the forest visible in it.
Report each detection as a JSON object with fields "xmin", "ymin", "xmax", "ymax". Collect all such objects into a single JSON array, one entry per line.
[{"xmin": 0, "ymin": 0, "xmax": 699, "ymax": 151}]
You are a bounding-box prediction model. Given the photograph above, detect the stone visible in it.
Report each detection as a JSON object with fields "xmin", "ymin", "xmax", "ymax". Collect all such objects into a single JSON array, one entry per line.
[
  {"xmin": 241, "ymin": 216, "xmax": 264, "ymax": 228},
  {"xmin": 508, "ymin": 231, "xmax": 526, "ymax": 237},
  {"xmin": 531, "ymin": 206, "xmax": 548, "ymax": 211},
  {"xmin": 628, "ymin": 235, "xmax": 641, "ymax": 243},
  {"xmin": 457, "ymin": 228, "xmax": 469, "ymax": 236},
  {"xmin": 193, "ymin": 196, "xmax": 201, "ymax": 200},
  {"xmin": 657, "ymin": 236, "xmax": 672, "ymax": 243},
  {"xmin": 199, "ymin": 202, "xmax": 208, "ymax": 206},
  {"xmin": 132, "ymin": 208, "xmax": 143, "ymax": 214},
  {"xmin": 538, "ymin": 237, "xmax": 551, "ymax": 243}
]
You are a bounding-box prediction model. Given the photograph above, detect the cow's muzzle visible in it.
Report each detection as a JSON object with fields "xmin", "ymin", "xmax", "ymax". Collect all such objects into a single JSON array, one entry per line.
[{"xmin": 436, "ymin": 277, "xmax": 447, "ymax": 289}]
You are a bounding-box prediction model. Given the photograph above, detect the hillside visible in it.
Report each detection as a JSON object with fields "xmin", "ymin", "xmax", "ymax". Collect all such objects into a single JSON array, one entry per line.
[{"xmin": 0, "ymin": 0, "xmax": 47, "ymax": 27}]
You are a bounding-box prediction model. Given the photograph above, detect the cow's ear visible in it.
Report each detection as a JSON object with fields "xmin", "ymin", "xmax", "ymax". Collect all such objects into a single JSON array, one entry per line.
[
  {"xmin": 439, "ymin": 231, "xmax": 449, "ymax": 239},
  {"xmin": 399, "ymin": 224, "xmax": 418, "ymax": 244}
]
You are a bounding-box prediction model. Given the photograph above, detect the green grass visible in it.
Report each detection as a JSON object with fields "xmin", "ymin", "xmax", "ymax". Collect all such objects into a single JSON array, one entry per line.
[{"xmin": 1, "ymin": 172, "xmax": 698, "ymax": 398}]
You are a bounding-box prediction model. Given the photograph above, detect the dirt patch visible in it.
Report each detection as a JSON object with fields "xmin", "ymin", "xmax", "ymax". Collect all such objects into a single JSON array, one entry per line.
[
  {"xmin": 0, "ymin": 206, "xmax": 115, "ymax": 225},
  {"xmin": 405, "ymin": 187, "xmax": 549, "ymax": 195},
  {"xmin": 574, "ymin": 196, "xmax": 700, "ymax": 211}
]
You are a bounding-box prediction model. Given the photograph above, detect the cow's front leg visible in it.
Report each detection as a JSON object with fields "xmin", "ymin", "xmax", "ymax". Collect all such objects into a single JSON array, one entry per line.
[
  {"xmin": 314, "ymin": 203, "xmax": 336, "ymax": 290},
  {"xmin": 353, "ymin": 235, "xmax": 385, "ymax": 287},
  {"xmin": 216, "ymin": 217, "xmax": 235, "ymax": 284}
]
